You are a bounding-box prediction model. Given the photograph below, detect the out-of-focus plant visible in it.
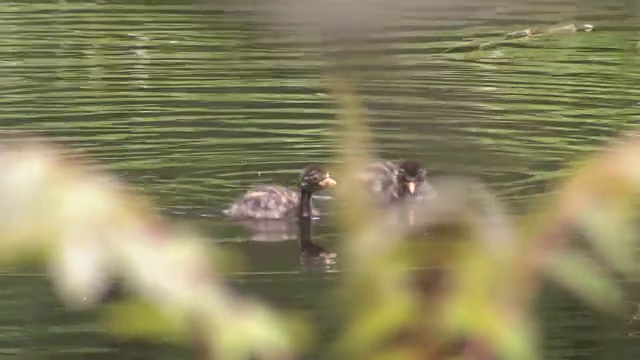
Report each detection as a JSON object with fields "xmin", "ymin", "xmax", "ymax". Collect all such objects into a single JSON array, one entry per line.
[
  {"xmin": 0, "ymin": 4, "xmax": 635, "ymax": 359},
  {"xmin": 0, "ymin": 134, "xmax": 308, "ymax": 360},
  {"xmin": 324, "ymin": 79, "xmax": 638, "ymax": 360},
  {"xmin": 0, "ymin": 70, "xmax": 637, "ymax": 360}
]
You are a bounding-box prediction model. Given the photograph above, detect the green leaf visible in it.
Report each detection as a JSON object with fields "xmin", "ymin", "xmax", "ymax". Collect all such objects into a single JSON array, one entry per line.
[
  {"xmin": 545, "ymin": 251, "xmax": 624, "ymax": 314},
  {"xmin": 498, "ymin": 315, "xmax": 539, "ymax": 360},
  {"xmin": 580, "ymin": 201, "xmax": 638, "ymax": 277},
  {"xmin": 99, "ymin": 298, "xmax": 189, "ymax": 343},
  {"xmin": 338, "ymin": 292, "xmax": 417, "ymax": 357}
]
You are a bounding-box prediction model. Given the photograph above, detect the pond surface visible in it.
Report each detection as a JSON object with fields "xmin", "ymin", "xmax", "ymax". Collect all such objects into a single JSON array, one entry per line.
[{"xmin": 0, "ymin": 0, "xmax": 638, "ymax": 359}]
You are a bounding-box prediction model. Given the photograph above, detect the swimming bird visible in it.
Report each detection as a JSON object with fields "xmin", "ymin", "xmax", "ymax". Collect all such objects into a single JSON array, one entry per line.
[
  {"xmin": 356, "ymin": 159, "xmax": 434, "ymax": 204},
  {"xmin": 224, "ymin": 165, "xmax": 337, "ymax": 220}
]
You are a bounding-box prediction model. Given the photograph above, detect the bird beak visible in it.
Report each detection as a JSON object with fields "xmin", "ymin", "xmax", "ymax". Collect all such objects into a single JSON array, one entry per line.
[
  {"xmin": 407, "ymin": 181, "xmax": 416, "ymax": 194},
  {"xmin": 318, "ymin": 177, "xmax": 337, "ymax": 188}
]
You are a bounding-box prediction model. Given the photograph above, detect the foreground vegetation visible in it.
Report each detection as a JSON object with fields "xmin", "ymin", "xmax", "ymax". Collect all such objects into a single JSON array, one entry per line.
[
  {"xmin": 0, "ymin": 1, "xmax": 637, "ymax": 359},
  {"xmin": 0, "ymin": 79, "xmax": 638, "ymax": 359}
]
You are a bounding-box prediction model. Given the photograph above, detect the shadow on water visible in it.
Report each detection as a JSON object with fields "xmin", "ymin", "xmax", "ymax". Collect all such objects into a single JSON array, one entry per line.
[{"xmin": 0, "ymin": 0, "xmax": 638, "ymax": 358}]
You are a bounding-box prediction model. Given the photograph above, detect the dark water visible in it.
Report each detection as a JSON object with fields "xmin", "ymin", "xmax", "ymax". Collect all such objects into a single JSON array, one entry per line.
[{"xmin": 0, "ymin": 0, "xmax": 638, "ymax": 358}]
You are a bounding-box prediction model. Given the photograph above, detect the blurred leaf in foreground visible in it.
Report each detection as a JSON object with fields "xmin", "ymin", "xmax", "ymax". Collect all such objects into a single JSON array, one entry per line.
[
  {"xmin": 326, "ymin": 79, "xmax": 638, "ymax": 360},
  {"xmin": 101, "ymin": 298, "xmax": 190, "ymax": 343},
  {"xmin": 0, "ymin": 133, "xmax": 303, "ymax": 360}
]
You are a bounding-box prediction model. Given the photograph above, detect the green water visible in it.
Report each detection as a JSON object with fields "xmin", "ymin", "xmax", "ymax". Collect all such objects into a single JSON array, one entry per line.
[{"xmin": 0, "ymin": 0, "xmax": 638, "ymax": 359}]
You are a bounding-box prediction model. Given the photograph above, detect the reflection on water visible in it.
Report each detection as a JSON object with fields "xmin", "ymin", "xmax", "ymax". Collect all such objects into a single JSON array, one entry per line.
[{"xmin": 0, "ymin": 0, "xmax": 638, "ymax": 358}]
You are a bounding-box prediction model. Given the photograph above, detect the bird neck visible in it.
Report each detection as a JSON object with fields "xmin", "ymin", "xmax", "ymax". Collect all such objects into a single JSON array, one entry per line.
[{"xmin": 298, "ymin": 188, "xmax": 313, "ymax": 218}]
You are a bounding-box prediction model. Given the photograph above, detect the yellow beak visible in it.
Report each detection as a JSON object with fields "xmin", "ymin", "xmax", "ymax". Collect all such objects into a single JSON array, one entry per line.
[
  {"xmin": 318, "ymin": 177, "xmax": 337, "ymax": 188},
  {"xmin": 407, "ymin": 181, "xmax": 416, "ymax": 194}
]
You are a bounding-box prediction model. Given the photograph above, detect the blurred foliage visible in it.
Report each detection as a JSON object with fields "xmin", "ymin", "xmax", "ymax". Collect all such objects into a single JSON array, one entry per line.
[
  {"xmin": 0, "ymin": 2, "xmax": 638, "ymax": 360},
  {"xmin": 3, "ymin": 75, "xmax": 637, "ymax": 359},
  {"xmin": 325, "ymin": 80, "xmax": 638, "ymax": 360},
  {"xmin": 0, "ymin": 135, "xmax": 309, "ymax": 360}
]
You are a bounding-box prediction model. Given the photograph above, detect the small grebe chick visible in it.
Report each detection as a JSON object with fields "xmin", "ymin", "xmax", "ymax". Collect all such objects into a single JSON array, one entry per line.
[{"xmin": 357, "ymin": 159, "xmax": 433, "ymax": 204}]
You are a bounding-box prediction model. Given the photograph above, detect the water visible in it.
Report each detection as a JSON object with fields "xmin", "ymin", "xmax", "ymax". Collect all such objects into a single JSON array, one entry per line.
[{"xmin": 0, "ymin": 0, "xmax": 638, "ymax": 358}]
